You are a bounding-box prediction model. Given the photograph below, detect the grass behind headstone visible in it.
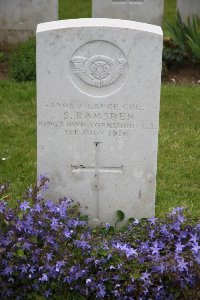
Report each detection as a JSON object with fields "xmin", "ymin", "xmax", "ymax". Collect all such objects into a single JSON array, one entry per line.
[
  {"xmin": 157, "ymin": 84, "xmax": 200, "ymax": 217},
  {"xmin": 59, "ymin": 0, "xmax": 91, "ymax": 19},
  {"xmin": 59, "ymin": 0, "xmax": 176, "ymax": 35},
  {"xmin": 0, "ymin": 81, "xmax": 199, "ymax": 217}
]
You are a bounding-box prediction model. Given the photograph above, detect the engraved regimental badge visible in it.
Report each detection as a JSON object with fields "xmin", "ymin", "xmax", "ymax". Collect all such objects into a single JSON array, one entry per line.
[{"xmin": 70, "ymin": 40, "xmax": 128, "ymax": 97}]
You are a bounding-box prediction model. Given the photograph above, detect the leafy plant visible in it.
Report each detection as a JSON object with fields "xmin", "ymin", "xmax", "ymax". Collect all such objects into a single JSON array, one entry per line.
[
  {"xmin": 164, "ymin": 12, "xmax": 200, "ymax": 65},
  {"xmin": 0, "ymin": 51, "xmax": 6, "ymax": 63},
  {"xmin": 9, "ymin": 37, "xmax": 36, "ymax": 82},
  {"xmin": 186, "ymin": 15, "xmax": 200, "ymax": 60},
  {"xmin": 166, "ymin": 12, "xmax": 188, "ymax": 56}
]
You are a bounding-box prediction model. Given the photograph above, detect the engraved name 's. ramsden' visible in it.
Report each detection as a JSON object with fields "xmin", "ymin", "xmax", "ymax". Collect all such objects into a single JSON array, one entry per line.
[
  {"xmin": 38, "ymin": 101, "xmax": 158, "ymax": 136},
  {"xmin": 63, "ymin": 111, "xmax": 134, "ymax": 120}
]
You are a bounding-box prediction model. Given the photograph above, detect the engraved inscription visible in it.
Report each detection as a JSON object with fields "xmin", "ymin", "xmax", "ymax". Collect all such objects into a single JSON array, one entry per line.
[
  {"xmin": 38, "ymin": 101, "xmax": 158, "ymax": 138},
  {"xmin": 69, "ymin": 41, "xmax": 128, "ymax": 97}
]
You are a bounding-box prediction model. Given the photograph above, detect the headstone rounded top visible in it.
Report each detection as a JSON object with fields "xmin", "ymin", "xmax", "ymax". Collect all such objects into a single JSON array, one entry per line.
[{"xmin": 37, "ymin": 18, "xmax": 163, "ymax": 36}]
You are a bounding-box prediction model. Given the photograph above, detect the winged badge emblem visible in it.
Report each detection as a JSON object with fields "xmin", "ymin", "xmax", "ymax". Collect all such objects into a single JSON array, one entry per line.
[{"xmin": 71, "ymin": 55, "xmax": 127, "ymax": 88}]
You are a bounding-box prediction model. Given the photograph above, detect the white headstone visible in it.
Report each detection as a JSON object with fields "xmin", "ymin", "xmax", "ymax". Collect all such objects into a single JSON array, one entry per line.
[
  {"xmin": 177, "ymin": 0, "xmax": 200, "ymax": 22},
  {"xmin": 37, "ymin": 19, "xmax": 163, "ymax": 226},
  {"xmin": 0, "ymin": 0, "xmax": 58, "ymax": 49},
  {"xmin": 92, "ymin": 0, "xmax": 164, "ymax": 26}
]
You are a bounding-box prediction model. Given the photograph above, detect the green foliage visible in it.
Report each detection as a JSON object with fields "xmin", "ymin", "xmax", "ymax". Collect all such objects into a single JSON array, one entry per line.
[
  {"xmin": 162, "ymin": 0, "xmax": 176, "ymax": 34},
  {"xmin": 162, "ymin": 42, "xmax": 185, "ymax": 66},
  {"xmin": 116, "ymin": 210, "xmax": 125, "ymax": 222},
  {"xmin": 186, "ymin": 16, "xmax": 200, "ymax": 60},
  {"xmin": 164, "ymin": 12, "xmax": 200, "ymax": 65},
  {"xmin": 0, "ymin": 51, "xmax": 6, "ymax": 63},
  {"xmin": 115, "ymin": 209, "xmax": 125, "ymax": 228},
  {"xmin": 59, "ymin": 0, "xmax": 91, "ymax": 19},
  {"xmin": 0, "ymin": 81, "xmax": 36, "ymax": 201},
  {"xmin": 166, "ymin": 12, "xmax": 188, "ymax": 54},
  {"xmin": 9, "ymin": 37, "xmax": 36, "ymax": 82}
]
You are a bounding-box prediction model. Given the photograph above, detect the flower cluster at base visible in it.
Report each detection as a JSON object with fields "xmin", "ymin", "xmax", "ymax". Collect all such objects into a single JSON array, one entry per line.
[{"xmin": 0, "ymin": 177, "xmax": 200, "ymax": 300}]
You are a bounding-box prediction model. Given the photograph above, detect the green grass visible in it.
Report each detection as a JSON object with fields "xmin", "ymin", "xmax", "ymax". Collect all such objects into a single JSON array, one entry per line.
[
  {"xmin": 58, "ymin": 0, "xmax": 177, "ymax": 35},
  {"xmin": 163, "ymin": 0, "xmax": 176, "ymax": 32},
  {"xmin": 0, "ymin": 81, "xmax": 36, "ymax": 200},
  {"xmin": 59, "ymin": 0, "xmax": 91, "ymax": 20},
  {"xmin": 157, "ymin": 85, "xmax": 200, "ymax": 217},
  {"xmin": 0, "ymin": 81, "xmax": 199, "ymax": 217}
]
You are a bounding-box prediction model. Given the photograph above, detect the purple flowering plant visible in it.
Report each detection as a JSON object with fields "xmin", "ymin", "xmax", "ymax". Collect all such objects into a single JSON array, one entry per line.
[{"xmin": 0, "ymin": 177, "xmax": 200, "ymax": 299}]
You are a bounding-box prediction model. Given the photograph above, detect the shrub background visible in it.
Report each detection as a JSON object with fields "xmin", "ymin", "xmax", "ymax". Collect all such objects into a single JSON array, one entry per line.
[{"xmin": 9, "ymin": 37, "xmax": 36, "ymax": 82}]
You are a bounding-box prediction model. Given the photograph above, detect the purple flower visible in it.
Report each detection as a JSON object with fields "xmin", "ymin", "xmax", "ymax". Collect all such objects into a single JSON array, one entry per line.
[
  {"xmin": 74, "ymin": 240, "xmax": 91, "ymax": 250},
  {"xmin": 40, "ymin": 273, "xmax": 48, "ymax": 282},
  {"xmin": 44, "ymin": 289, "xmax": 52, "ymax": 298},
  {"xmin": 171, "ymin": 207, "xmax": 184, "ymax": 214},
  {"xmin": 140, "ymin": 241, "xmax": 149, "ymax": 251},
  {"xmin": 175, "ymin": 241, "xmax": 185, "ymax": 253},
  {"xmin": 177, "ymin": 257, "xmax": 188, "ymax": 272},
  {"xmin": 34, "ymin": 203, "xmax": 42, "ymax": 212},
  {"xmin": 55, "ymin": 260, "xmax": 65, "ymax": 272},
  {"xmin": 191, "ymin": 242, "xmax": 200, "ymax": 254},
  {"xmin": 42, "ymin": 181, "xmax": 49, "ymax": 193},
  {"xmin": 150, "ymin": 241, "xmax": 161, "ymax": 255},
  {"xmin": 47, "ymin": 252, "xmax": 53, "ymax": 262},
  {"xmin": 105, "ymin": 223, "xmax": 111, "ymax": 230},
  {"xmin": 19, "ymin": 201, "xmax": 30, "ymax": 211},
  {"xmin": 0, "ymin": 202, "xmax": 6, "ymax": 213},
  {"xmin": 50, "ymin": 217, "xmax": 59, "ymax": 230},
  {"xmin": 157, "ymin": 263, "xmax": 165, "ymax": 274},
  {"xmin": 29, "ymin": 266, "xmax": 36, "ymax": 274},
  {"xmin": 38, "ymin": 174, "xmax": 46, "ymax": 181},
  {"xmin": 97, "ymin": 284, "xmax": 106, "ymax": 298},
  {"xmin": 126, "ymin": 284, "xmax": 135, "ymax": 292},
  {"xmin": 114, "ymin": 242, "xmax": 137, "ymax": 258},
  {"xmin": 22, "ymin": 242, "xmax": 31, "ymax": 251},
  {"xmin": 190, "ymin": 233, "xmax": 198, "ymax": 244},
  {"xmin": 36, "ymin": 193, "xmax": 43, "ymax": 201},
  {"xmin": 3, "ymin": 266, "xmax": 14, "ymax": 276},
  {"xmin": 149, "ymin": 229, "xmax": 155, "ymax": 239},
  {"xmin": 178, "ymin": 214, "xmax": 185, "ymax": 223},
  {"xmin": 148, "ymin": 217, "xmax": 157, "ymax": 225},
  {"xmin": 21, "ymin": 265, "xmax": 28, "ymax": 274},
  {"xmin": 160, "ymin": 224, "xmax": 168, "ymax": 235},
  {"xmin": 63, "ymin": 229, "xmax": 73, "ymax": 239},
  {"xmin": 141, "ymin": 271, "xmax": 151, "ymax": 281}
]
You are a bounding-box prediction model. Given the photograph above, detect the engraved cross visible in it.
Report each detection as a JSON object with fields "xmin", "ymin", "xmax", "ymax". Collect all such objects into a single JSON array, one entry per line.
[{"xmin": 71, "ymin": 142, "xmax": 123, "ymax": 219}]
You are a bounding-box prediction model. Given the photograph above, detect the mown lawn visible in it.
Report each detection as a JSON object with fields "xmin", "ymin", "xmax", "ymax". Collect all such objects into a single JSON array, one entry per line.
[
  {"xmin": 59, "ymin": 0, "xmax": 177, "ymax": 34},
  {"xmin": 0, "ymin": 81, "xmax": 199, "ymax": 217},
  {"xmin": 0, "ymin": 82, "xmax": 36, "ymax": 199},
  {"xmin": 157, "ymin": 85, "xmax": 200, "ymax": 217}
]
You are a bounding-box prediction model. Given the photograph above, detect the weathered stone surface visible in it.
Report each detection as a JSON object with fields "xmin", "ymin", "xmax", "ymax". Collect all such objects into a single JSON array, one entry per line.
[
  {"xmin": 37, "ymin": 19, "xmax": 163, "ymax": 225},
  {"xmin": 177, "ymin": 0, "xmax": 200, "ymax": 21},
  {"xmin": 0, "ymin": 0, "xmax": 58, "ymax": 49},
  {"xmin": 92, "ymin": 0, "xmax": 164, "ymax": 26}
]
